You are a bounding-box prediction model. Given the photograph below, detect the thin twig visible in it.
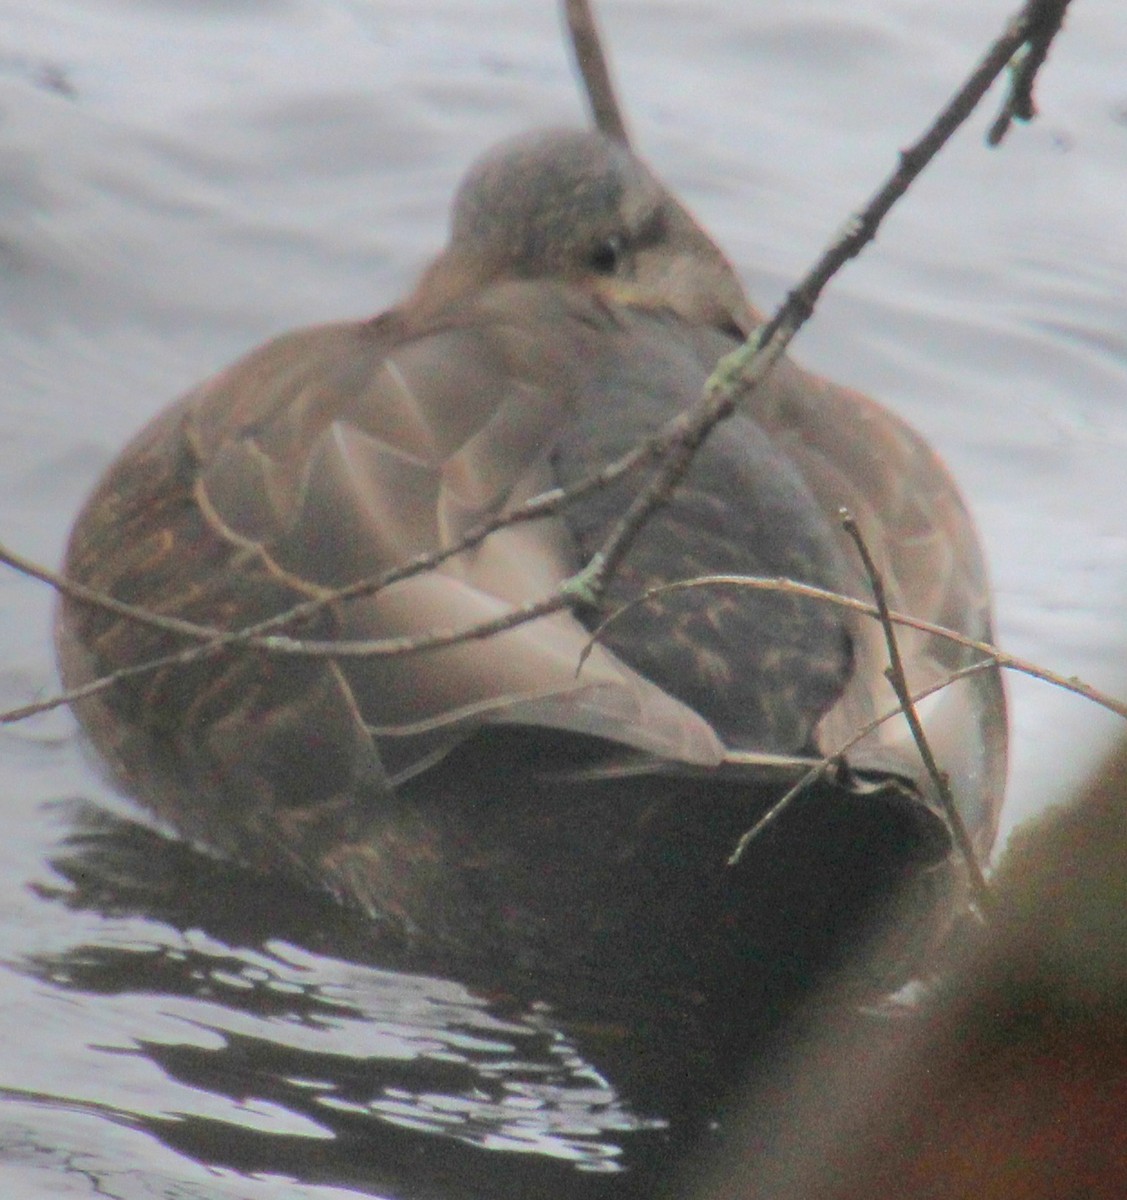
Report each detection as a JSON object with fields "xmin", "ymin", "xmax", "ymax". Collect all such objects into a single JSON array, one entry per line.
[
  {"xmin": 841, "ymin": 512, "xmax": 992, "ymax": 912},
  {"xmin": 988, "ymin": 0, "xmax": 1071, "ymax": 145},
  {"xmin": 755, "ymin": 0, "xmax": 1071, "ymax": 354},
  {"xmin": 3, "ymin": 586, "xmax": 571, "ymax": 723},
  {"xmin": 0, "ymin": 541, "xmax": 228, "ymax": 644},
  {"xmin": 563, "ymin": 0, "xmax": 631, "ymax": 144},
  {"xmin": 579, "ymin": 331, "xmax": 784, "ymax": 602},
  {"xmin": 12, "ymin": 563, "xmax": 1126, "ymax": 731}
]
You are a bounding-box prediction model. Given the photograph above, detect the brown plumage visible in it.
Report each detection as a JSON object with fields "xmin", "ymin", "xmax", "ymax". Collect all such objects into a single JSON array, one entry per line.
[{"xmin": 56, "ymin": 129, "xmax": 1006, "ymax": 996}]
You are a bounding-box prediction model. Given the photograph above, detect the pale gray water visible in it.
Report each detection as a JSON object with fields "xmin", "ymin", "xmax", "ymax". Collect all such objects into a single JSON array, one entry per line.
[{"xmin": 0, "ymin": 1, "xmax": 1125, "ymax": 1196}]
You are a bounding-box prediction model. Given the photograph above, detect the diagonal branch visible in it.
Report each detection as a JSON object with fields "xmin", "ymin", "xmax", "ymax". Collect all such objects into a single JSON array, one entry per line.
[
  {"xmin": 563, "ymin": 0, "xmax": 631, "ymax": 145},
  {"xmin": 564, "ymin": 0, "xmax": 1076, "ymax": 613},
  {"xmin": 0, "ymin": 428, "xmax": 667, "ymax": 722}
]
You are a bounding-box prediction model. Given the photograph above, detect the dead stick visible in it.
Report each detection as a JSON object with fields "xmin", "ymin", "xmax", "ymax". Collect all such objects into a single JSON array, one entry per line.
[
  {"xmin": 1, "ymin": 0, "xmax": 1079, "ymax": 727},
  {"xmin": 988, "ymin": 0, "xmax": 1071, "ymax": 145},
  {"xmin": 842, "ymin": 512, "xmax": 992, "ymax": 913},
  {"xmin": 563, "ymin": 0, "xmax": 630, "ymax": 144}
]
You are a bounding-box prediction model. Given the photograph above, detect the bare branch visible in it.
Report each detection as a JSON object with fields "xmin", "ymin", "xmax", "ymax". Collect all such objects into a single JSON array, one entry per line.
[
  {"xmin": 0, "ymin": 541, "xmax": 227, "ymax": 644},
  {"xmin": 988, "ymin": 0, "xmax": 1072, "ymax": 145},
  {"xmin": 753, "ymin": 1, "xmax": 1067, "ymax": 359},
  {"xmin": 563, "ymin": 0, "xmax": 631, "ymax": 145},
  {"xmin": 563, "ymin": 0, "xmax": 1071, "ymax": 614},
  {"xmin": 11, "ymin": 559, "xmax": 1125, "ymax": 740},
  {"xmin": 0, "ymin": 431, "xmax": 666, "ymax": 723},
  {"xmin": 841, "ymin": 512, "xmax": 992, "ymax": 913}
]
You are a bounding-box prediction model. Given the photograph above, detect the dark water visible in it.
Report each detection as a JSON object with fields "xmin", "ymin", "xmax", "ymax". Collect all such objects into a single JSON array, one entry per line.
[{"xmin": 1, "ymin": 1, "xmax": 1125, "ymax": 1196}]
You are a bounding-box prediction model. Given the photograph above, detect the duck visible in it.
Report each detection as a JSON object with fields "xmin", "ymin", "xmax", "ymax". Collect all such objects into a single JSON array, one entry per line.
[{"xmin": 55, "ymin": 128, "xmax": 1007, "ymax": 1003}]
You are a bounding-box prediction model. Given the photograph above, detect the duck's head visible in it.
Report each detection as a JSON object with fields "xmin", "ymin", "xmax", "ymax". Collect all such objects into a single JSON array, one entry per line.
[{"xmin": 414, "ymin": 128, "xmax": 756, "ymax": 339}]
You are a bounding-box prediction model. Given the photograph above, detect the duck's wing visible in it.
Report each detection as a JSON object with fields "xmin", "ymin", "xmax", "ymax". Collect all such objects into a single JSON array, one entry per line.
[{"xmin": 63, "ymin": 282, "xmax": 729, "ymax": 820}]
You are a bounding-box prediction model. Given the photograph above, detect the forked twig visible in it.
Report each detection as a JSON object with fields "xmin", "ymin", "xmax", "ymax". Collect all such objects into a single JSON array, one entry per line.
[
  {"xmin": 0, "ymin": 430, "xmax": 667, "ymax": 722},
  {"xmin": 988, "ymin": 0, "xmax": 1071, "ymax": 145},
  {"xmin": 578, "ymin": 569, "xmax": 1125, "ymax": 884}
]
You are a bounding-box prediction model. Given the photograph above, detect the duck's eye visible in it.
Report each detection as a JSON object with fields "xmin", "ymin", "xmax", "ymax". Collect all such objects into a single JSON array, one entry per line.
[{"xmin": 588, "ymin": 236, "xmax": 623, "ymax": 275}]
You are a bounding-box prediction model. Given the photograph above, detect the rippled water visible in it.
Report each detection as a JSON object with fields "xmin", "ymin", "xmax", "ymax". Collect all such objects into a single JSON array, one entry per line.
[{"xmin": 1, "ymin": 1, "xmax": 1125, "ymax": 1196}]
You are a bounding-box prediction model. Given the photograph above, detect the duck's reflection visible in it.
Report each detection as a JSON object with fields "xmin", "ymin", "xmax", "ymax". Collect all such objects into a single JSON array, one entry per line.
[{"xmin": 33, "ymin": 801, "xmax": 764, "ymax": 1195}]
